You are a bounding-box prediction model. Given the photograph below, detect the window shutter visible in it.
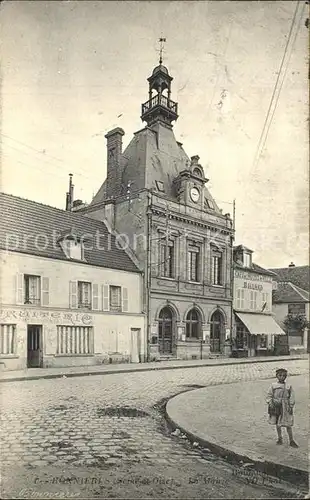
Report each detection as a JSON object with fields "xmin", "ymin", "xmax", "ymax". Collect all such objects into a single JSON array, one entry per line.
[
  {"xmin": 122, "ymin": 287, "xmax": 128, "ymax": 312},
  {"xmin": 92, "ymin": 284, "xmax": 99, "ymax": 310},
  {"xmin": 102, "ymin": 285, "xmax": 110, "ymax": 311},
  {"xmin": 69, "ymin": 281, "xmax": 78, "ymax": 309},
  {"xmin": 42, "ymin": 277, "xmax": 50, "ymax": 306},
  {"xmin": 16, "ymin": 273, "xmax": 24, "ymax": 304}
]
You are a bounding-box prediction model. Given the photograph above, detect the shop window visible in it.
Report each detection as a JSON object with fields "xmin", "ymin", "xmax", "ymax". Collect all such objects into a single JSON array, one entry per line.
[
  {"xmin": 259, "ymin": 334, "xmax": 267, "ymax": 348},
  {"xmin": 0, "ymin": 324, "xmax": 16, "ymax": 355},
  {"xmin": 236, "ymin": 325, "xmax": 247, "ymax": 349},
  {"xmin": 56, "ymin": 326, "xmax": 93, "ymax": 354}
]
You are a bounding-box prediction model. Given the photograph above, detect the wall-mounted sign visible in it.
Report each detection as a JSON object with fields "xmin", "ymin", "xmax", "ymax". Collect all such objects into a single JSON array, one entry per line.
[
  {"xmin": 235, "ymin": 270, "xmax": 272, "ymax": 283},
  {"xmin": 243, "ymin": 281, "xmax": 263, "ymax": 291},
  {"xmin": 0, "ymin": 309, "xmax": 93, "ymax": 326}
]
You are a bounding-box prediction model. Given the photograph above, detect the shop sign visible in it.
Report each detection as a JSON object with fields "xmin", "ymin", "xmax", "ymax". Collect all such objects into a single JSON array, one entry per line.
[{"xmin": 0, "ymin": 309, "xmax": 92, "ymax": 325}]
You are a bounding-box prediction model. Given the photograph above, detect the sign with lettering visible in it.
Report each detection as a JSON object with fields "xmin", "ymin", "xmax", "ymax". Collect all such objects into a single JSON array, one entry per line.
[
  {"xmin": 235, "ymin": 270, "xmax": 272, "ymax": 283},
  {"xmin": 243, "ymin": 281, "xmax": 263, "ymax": 291},
  {"xmin": 0, "ymin": 309, "xmax": 93, "ymax": 326}
]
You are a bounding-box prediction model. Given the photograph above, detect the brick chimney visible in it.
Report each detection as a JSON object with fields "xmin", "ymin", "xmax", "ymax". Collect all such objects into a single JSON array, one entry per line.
[
  {"xmin": 288, "ymin": 262, "xmax": 295, "ymax": 267},
  {"xmin": 105, "ymin": 127, "xmax": 125, "ymax": 200}
]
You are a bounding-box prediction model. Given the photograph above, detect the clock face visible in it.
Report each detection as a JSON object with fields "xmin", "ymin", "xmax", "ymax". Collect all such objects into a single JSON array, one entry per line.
[{"xmin": 190, "ymin": 187, "xmax": 200, "ymax": 203}]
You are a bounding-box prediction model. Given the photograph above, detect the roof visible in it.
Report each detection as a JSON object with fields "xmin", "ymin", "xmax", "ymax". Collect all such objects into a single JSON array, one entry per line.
[
  {"xmin": 273, "ymin": 282, "xmax": 309, "ymax": 303},
  {"xmin": 0, "ymin": 192, "xmax": 140, "ymax": 273},
  {"xmin": 152, "ymin": 64, "xmax": 169, "ymax": 75},
  {"xmin": 234, "ymin": 261, "xmax": 276, "ymax": 277},
  {"xmin": 91, "ymin": 122, "xmax": 222, "ymax": 214},
  {"xmin": 270, "ymin": 265, "xmax": 309, "ymax": 291}
]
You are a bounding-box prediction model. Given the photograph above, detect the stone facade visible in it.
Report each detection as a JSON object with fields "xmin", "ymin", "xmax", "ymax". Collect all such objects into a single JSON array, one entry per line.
[{"xmin": 84, "ymin": 61, "xmax": 234, "ymax": 360}]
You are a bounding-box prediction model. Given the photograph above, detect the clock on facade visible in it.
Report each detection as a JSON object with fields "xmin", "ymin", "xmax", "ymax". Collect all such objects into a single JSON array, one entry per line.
[{"xmin": 190, "ymin": 186, "xmax": 200, "ymax": 203}]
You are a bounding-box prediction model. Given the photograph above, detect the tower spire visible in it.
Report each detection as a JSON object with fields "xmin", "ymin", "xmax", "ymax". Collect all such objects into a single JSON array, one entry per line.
[{"xmin": 158, "ymin": 37, "xmax": 166, "ymax": 65}]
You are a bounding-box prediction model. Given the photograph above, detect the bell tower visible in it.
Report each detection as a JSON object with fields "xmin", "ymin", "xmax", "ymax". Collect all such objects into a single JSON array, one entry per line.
[{"xmin": 141, "ymin": 38, "xmax": 178, "ymax": 127}]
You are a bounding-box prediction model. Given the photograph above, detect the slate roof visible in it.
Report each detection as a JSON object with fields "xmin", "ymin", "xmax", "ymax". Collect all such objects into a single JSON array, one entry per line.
[
  {"xmin": 270, "ymin": 266, "xmax": 309, "ymax": 291},
  {"xmin": 273, "ymin": 282, "xmax": 309, "ymax": 303},
  {"xmin": 0, "ymin": 192, "xmax": 140, "ymax": 273}
]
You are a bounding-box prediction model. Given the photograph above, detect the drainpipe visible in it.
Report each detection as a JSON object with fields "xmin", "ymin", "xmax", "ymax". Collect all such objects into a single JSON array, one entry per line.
[
  {"xmin": 230, "ymin": 200, "xmax": 236, "ymax": 351},
  {"xmin": 146, "ymin": 191, "xmax": 152, "ymax": 362}
]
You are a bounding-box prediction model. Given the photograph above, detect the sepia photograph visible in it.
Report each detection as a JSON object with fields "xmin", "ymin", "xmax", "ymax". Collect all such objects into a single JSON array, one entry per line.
[{"xmin": 0, "ymin": 0, "xmax": 309, "ymax": 499}]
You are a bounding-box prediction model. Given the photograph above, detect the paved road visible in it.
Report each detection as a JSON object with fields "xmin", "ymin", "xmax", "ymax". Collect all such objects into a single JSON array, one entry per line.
[{"xmin": 0, "ymin": 359, "xmax": 308, "ymax": 499}]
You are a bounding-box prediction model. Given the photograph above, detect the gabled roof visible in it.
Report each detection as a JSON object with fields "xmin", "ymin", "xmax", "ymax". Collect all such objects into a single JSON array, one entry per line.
[
  {"xmin": 0, "ymin": 192, "xmax": 140, "ymax": 273},
  {"xmin": 270, "ymin": 265, "xmax": 309, "ymax": 291},
  {"xmin": 273, "ymin": 282, "xmax": 309, "ymax": 303}
]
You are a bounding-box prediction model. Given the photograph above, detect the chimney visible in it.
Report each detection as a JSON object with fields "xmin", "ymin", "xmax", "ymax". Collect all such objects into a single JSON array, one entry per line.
[
  {"xmin": 65, "ymin": 174, "xmax": 74, "ymax": 211},
  {"xmin": 288, "ymin": 262, "xmax": 295, "ymax": 267},
  {"xmin": 105, "ymin": 127, "xmax": 125, "ymax": 200}
]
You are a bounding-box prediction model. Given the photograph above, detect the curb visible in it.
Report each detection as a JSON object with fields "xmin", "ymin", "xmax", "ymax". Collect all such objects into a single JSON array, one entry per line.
[
  {"xmin": 165, "ymin": 391, "xmax": 308, "ymax": 488},
  {"xmin": 0, "ymin": 356, "xmax": 307, "ymax": 383}
]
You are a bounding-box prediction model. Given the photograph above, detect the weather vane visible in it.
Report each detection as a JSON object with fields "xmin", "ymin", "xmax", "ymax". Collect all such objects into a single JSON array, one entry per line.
[{"xmin": 158, "ymin": 37, "xmax": 166, "ymax": 64}]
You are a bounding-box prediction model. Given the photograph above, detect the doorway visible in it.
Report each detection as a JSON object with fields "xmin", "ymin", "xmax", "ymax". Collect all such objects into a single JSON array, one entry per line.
[
  {"xmin": 210, "ymin": 310, "xmax": 224, "ymax": 353},
  {"xmin": 27, "ymin": 325, "xmax": 43, "ymax": 368},
  {"xmin": 130, "ymin": 328, "xmax": 141, "ymax": 363},
  {"xmin": 158, "ymin": 307, "xmax": 174, "ymax": 354}
]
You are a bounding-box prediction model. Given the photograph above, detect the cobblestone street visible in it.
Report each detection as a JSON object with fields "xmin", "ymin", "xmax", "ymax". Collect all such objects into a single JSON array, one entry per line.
[{"xmin": 0, "ymin": 359, "xmax": 308, "ymax": 499}]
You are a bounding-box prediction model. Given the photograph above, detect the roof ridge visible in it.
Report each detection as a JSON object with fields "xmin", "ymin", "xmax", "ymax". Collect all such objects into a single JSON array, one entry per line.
[
  {"xmin": 0, "ymin": 191, "xmax": 75, "ymax": 215},
  {"xmin": 289, "ymin": 282, "xmax": 309, "ymax": 300}
]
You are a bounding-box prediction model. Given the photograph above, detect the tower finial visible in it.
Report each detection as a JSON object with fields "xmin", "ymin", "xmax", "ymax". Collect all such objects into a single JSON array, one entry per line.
[{"xmin": 159, "ymin": 37, "xmax": 166, "ymax": 64}]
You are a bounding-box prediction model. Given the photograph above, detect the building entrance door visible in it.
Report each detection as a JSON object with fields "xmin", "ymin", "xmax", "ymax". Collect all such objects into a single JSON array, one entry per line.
[
  {"xmin": 27, "ymin": 325, "xmax": 43, "ymax": 368},
  {"xmin": 158, "ymin": 307, "xmax": 173, "ymax": 354},
  {"xmin": 130, "ymin": 328, "xmax": 141, "ymax": 363},
  {"xmin": 210, "ymin": 310, "xmax": 224, "ymax": 353}
]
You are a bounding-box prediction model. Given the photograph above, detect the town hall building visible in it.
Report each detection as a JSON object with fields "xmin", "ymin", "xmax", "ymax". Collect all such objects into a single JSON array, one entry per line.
[{"xmin": 82, "ymin": 58, "xmax": 235, "ymax": 360}]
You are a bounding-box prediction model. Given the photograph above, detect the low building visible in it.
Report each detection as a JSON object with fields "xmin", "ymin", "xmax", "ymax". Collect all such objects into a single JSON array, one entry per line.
[
  {"xmin": 232, "ymin": 245, "xmax": 286, "ymax": 357},
  {"xmin": 0, "ymin": 193, "xmax": 145, "ymax": 371},
  {"xmin": 270, "ymin": 263, "xmax": 309, "ymax": 353}
]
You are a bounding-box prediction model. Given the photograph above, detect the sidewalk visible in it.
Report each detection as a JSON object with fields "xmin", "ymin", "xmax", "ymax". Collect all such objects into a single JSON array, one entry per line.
[
  {"xmin": 166, "ymin": 374, "xmax": 308, "ymax": 485},
  {"xmin": 0, "ymin": 354, "xmax": 307, "ymax": 383}
]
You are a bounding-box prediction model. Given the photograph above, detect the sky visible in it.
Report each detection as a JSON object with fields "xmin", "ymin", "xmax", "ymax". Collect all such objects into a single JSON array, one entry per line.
[{"xmin": 1, "ymin": 0, "xmax": 308, "ymax": 268}]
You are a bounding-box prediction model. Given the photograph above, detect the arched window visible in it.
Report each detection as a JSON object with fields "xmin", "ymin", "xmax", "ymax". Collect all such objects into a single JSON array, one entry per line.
[{"xmin": 185, "ymin": 308, "xmax": 201, "ymax": 339}]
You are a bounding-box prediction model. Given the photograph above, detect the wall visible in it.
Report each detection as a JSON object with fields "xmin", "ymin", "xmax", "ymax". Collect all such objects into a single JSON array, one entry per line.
[
  {"xmin": 272, "ymin": 301, "xmax": 309, "ymax": 351},
  {"xmin": 233, "ymin": 269, "xmax": 273, "ymax": 313},
  {"xmin": 0, "ymin": 250, "xmax": 145, "ymax": 370}
]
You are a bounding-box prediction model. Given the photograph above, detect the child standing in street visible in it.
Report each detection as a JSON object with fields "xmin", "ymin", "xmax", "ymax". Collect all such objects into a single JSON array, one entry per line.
[{"xmin": 266, "ymin": 368, "xmax": 298, "ymax": 447}]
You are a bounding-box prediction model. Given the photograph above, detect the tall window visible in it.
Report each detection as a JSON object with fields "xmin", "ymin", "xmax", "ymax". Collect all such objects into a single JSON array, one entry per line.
[
  {"xmin": 24, "ymin": 275, "xmax": 41, "ymax": 305},
  {"xmin": 78, "ymin": 281, "xmax": 91, "ymax": 309},
  {"xmin": 236, "ymin": 289, "xmax": 245, "ymax": 309},
  {"xmin": 160, "ymin": 240, "xmax": 174, "ymax": 278},
  {"xmin": 212, "ymin": 252, "xmax": 223, "ymax": 285},
  {"xmin": 110, "ymin": 286, "xmax": 122, "ymax": 312},
  {"xmin": 185, "ymin": 309, "xmax": 201, "ymax": 339},
  {"xmin": 250, "ymin": 291, "xmax": 257, "ymax": 310},
  {"xmin": 188, "ymin": 244, "xmax": 200, "ymax": 282},
  {"xmin": 262, "ymin": 292, "xmax": 270, "ymax": 312}
]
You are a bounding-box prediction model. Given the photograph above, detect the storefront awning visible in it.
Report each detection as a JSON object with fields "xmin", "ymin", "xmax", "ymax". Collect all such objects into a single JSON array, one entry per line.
[{"xmin": 235, "ymin": 312, "xmax": 286, "ymax": 336}]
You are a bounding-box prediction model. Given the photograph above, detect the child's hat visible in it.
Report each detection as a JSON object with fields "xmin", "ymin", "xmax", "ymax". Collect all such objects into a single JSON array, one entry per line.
[{"xmin": 276, "ymin": 368, "xmax": 287, "ymax": 375}]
